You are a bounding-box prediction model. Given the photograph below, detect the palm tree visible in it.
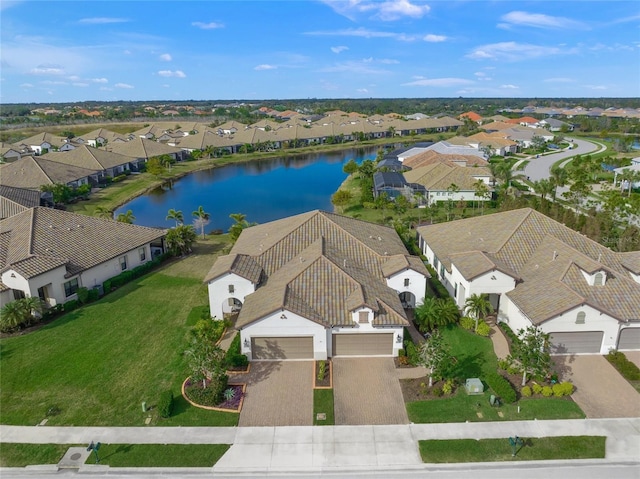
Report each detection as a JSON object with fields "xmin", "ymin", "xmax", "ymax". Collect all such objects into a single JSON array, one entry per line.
[
  {"xmin": 550, "ymin": 166, "xmax": 568, "ymax": 200},
  {"xmin": 116, "ymin": 210, "xmax": 135, "ymax": 224},
  {"xmin": 166, "ymin": 208, "xmax": 184, "ymax": 227},
  {"xmin": 192, "ymin": 205, "xmax": 210, "ymax": 239},
  {"xmin": 415, "ymin": 297, "xmax": 460, "ymax": 333},
  {"xmin": 464, "ymin": 293, "xmax": 493, "ymax": 332},
  {"xmin": 93, "ymin": 206, "xmax": 113, "ymax": 219},
  {"xmin": 0, "ymin": 300, "xmax": 26, "ymax": 331},
  {"xmin": 532, "ymin": 178, "xmax": 554, "ymax": 204}
]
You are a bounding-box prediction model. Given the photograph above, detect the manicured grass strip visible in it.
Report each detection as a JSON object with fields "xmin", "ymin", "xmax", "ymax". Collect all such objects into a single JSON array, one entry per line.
[
  {"xmin": 0, "ymin": 443, "xmax": 70, "ymax": 467},
  {"xmin": 419, "ymin": 436, "xmax": 605, "ymax": 463},
  {"xmin": 98, "ymin": 444, "xmax": 230, "ymax": 467},
  {"xmin": 313, "ymin": 389, "xmax": 335, "ymax": 426}
]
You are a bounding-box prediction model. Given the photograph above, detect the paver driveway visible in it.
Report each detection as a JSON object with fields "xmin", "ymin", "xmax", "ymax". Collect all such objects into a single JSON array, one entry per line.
[
  {"xmin": 552, "ymin": 355, "xmax": 640, "ymax": 418},
  {"xmin": 235, "ymin": 361, "xmax": 314, "ymax": 427},
  {"xmin": 333, "ymin": 358, "xmax": 409, "ymax": 425}
]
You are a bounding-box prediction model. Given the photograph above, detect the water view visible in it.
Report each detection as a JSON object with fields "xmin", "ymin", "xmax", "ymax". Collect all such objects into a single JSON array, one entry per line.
[{"xmin": 115, "ymin": 147, "xmax": 378, "ymax": 233}]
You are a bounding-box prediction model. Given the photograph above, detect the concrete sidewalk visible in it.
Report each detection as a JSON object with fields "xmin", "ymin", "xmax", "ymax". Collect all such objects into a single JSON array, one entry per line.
[{"xmin": 2, "ymin": 418, "xmax": 639, "ymax": 474}]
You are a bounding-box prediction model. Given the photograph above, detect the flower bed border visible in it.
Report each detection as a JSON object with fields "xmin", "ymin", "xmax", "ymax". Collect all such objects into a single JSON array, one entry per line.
[
  {"xmin": 314, "ymin": 359, "xmax": 333, "ymax": 389},
  {"xmin": 226, "ymin": 362, "xmax": 251, "ymax": 375},
  {"xmin": 181, "ymin": 377, "xmax": 246, "ymax": 413}
]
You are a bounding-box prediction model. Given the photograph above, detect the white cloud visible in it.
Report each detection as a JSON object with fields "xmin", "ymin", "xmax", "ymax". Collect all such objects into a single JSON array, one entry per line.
[
  {"xmin": 331, "ymin": 46, "xmax": 349, "ymax": 54},
  {"xmin": 78, "ymin": 17, "xmax": 130, "ymax": 25},
  {"xmin": 424, "ymin": 34, "xmax": 447, "ymax": 43},
  {"xmin": 403, "ymin": 77, "xmax": 473, "ymax": 87},
  {"xmin": 543, "ymin": 77, "xmax": 574, "ymax": 83},
  {"xmin": 357, "ymin": 88, "xmax": 369, "ymax": 93},
  {"xmin": 319, "ymin": 60, "xmax": 392, "ymax": 75},
  {"xmin": 499, "ymin": 11, "xmax": 587, "ymax": 30},
  {"xmin": 41, "ymin": 80, "xmax": 67, "ymax": 85},
  {"xmin": 467, "ymin": 42, "xmax": 565, "ymax": 61},
  {"xmin": 322, "ymin": 0, "xmax": 430, "ymax": 21},
  {"xmin": 115, "ymin": 82, "xmax": 134, "ymax": 89},
  {"xmin": 73, "ymin": 82, "xmax": 89, "ymax": 87},
  {"xmin": 254, "ymin": 64, "xmax": 277, "ymax": 71},
  {"xmin": 305, "ymin": 28, "xmax": 418, "ymax": 41},
  {"xmin": 91, "ymin": 78, "xmax": 108, "ymax": 83},
  {"xmin": 20, "ymin": 83, "xmax": 34, "ymax": 88},
  {"xmin": 29, "ymin": 64, "xmax": 65, "ymax": 76},
  {"xmin": 157, "ymin": 70, "xmax": 186, "ymax": 78},
  {"xmin": 191, "ymin": 21, "xmax": 224, "ymax": 30},
  {"xmin": 159, "ymin": 53, "xmax": 172, "ymax": 62},
  {"xmin": 474, "ymin": 72, "xmax": 491, "ymax": 81},
  {"xmin": 500, "ymin": 84, "xmax": 519, "ymax": 89}
]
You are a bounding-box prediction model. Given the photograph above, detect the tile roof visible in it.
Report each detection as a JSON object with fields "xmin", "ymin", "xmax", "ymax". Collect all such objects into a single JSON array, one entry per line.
[
  {"xmin": 106, "ymin": 137, "xmax": 183, "ymax": 159},
  {"xmin": 404, "ymin": 163, "xmax": 492, "ymax": 191},
  {"xmin": 205, "ymin": 210, "xmax": 429, "ymax": 329},
  {"xmin": 0, "ymin": 186, "xmax": 41, "ymax": 219},
  {"xmin": 41, "ymin": 145, "xmax": 134, "ymax": 171},
  {"xmin": 0, "ymin": 207, "xmax": 166, "ymax": 281},
  {"xmin": 417, "ymin": 208, "xmax": 640, "ymax": 324},
  {"xmin": 0, "ymin": 156, "xmax": 98, "ymax": 189}
]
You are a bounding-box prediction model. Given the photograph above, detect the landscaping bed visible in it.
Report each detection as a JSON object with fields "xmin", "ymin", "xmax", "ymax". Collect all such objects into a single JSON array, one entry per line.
[
  {"xmin": 182, "ymin": 378, "xmax": 245, "ymax": 413},
  {"xmin": 315, "ymin": 359, "xmax": 332, "ymax": 388}
]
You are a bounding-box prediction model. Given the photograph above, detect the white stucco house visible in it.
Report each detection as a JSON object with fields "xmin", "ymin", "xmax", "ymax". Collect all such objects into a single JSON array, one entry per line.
[
  {"xmin": 417, "ymin": 208, "xmax": 640, "ymax": 354},
  {"xmin": 0, "ymin": 207, "xmax": 166, "ymax": 308},
  {"xmin": 205, "ymin": 210, "xmax": 429, "ymax": 361}
]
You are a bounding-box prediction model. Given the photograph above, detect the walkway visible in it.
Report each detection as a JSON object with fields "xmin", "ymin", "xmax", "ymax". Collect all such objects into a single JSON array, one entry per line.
[{"xmin": 489, "ymin": 324, "xmax": 510, "ymax": 360}]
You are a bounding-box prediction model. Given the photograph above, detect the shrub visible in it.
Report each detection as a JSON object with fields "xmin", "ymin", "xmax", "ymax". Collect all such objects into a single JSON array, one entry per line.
[
  {"xmin": 442, "ymin": 379, "xmax": 454, "ymax": 395},
  {"xmin": 521, "ymin": 385, "xmax": 532, "ymax": 397},
  {"xmin": 507, "ymin": 365, "xmax": 521, "ymax": 375},
  {"xmin": 76, "ymin": 287, "xmax": 90, "ymax": 304},
  {"xmin": 541, "ymin": 386, "xmax": 553, "ymax": 397},
  {"xmin": 158, "ymin": 390, "xmax": 174, "ymax": 418},
  {"xmin": 497, "ymin": 358, "xmax": 510, "ymax": 371},
  {"xmin": 398, "ymin": 348, "xmax": 406, "ymax": 357},
  {"xmin": 532, "ymin": 383, "xmax": 543, "ymax": 394},
  {"xmin": 476, "ymin": 320, "xmax": 491, "ymax": 337},
  {"xmin": 405, "ymin": 341, "xmax": 419, "ymax": 366},
  {"xmin": 553, "ymin": 381, "xmax": 574, "ymax": 397},
  {"xmin": 460, "ymin": 317, "xmax": 475, "ymax": 331},
  {"xmin": 498, "ymin": 322, "xmax": 520, "ymax": 345},
  {"xmin": 317, "ymin": 360, "xmax": 326, "ymax": 381},
  {"xmin": 63, "ymin": 299, "xmax": 80, "ymax": 312},
  {"xmin": 112, "ymin": 174, "xmax": 127, "ymax": 183},
  {"xmin": 224, "ymin": 334, "xmax": 249, "ymax": 369},
  {"xmin": 87, "ymin": 288, "xmax": 99, "ymax": 302},
  {"xmin": 607, "ymin": 350, "xmax": 640, "ymax": 381},
  {"xmin": 485, "ymin": 372, "xmax": 517, "ymax": 404},
  {"xmin": 432, "ymin": 386, "xmax": 443, "ymax": 397}
]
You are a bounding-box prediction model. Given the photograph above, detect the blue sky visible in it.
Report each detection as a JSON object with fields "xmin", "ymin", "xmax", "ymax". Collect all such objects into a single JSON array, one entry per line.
[{"xmin": 1, "ymin": 0, "xmax": 639, "ymax": 103}]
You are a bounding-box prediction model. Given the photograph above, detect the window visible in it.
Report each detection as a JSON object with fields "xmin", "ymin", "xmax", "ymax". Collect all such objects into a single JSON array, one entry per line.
[
  {"xmin": 594, "ymin": 272, "xmax": 603, "ymax": 286},
  {"xmin": 12, "ymin": 289, "xmax": 26, "ymax": 300},
  {"xmin": 433, "ymin": 257, "xmax": 439, "ymax": 271},
  {"xmin": 228, "ymin": 284, "xmax": 235, "ymax": 294},
  {"xmin": 358, "ymin": 311, "xmax": 369, "ymax": 324},
  {"xmin": 119, "ymin": 255, "xmax": 128, "ymax": 271},
  {"xmin": 138, "ymin": 247, "xmax": 146, "ymax": 262},
  {"xmin": 404, "ymin": 278, "xmax": 410, "ymax": 287},
  {"xmin": 576, "ymin": 312, "xmax": 586, "ymax": 324},
  {"xmin": 64, "ymin": 278, "xmax": 79, "ymax": 297},
  {"xmin": 440, "ymin": 264, "xmax": 445, "ymax": 278}
]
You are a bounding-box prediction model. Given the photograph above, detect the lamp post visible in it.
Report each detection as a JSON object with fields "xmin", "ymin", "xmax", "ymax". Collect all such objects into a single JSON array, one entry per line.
[{"xmin": 87, "ymin": 441, "xmax": 101, "ymax": 463}]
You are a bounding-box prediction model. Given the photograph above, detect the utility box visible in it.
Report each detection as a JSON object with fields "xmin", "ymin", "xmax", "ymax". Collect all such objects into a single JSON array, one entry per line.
[{"xmin": 465, "ymin": 378, "xmax": 484, "ymax": 395}]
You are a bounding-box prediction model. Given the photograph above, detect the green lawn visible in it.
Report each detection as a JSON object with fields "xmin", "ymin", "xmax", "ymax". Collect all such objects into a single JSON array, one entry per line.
[
  {"xmin": 313, "ymin": 389, "xmax": 335, "ymax": 426},
  {"xmin": 419, "ymin": 436, "xmax": 605, "ymax": 463},
  {"xmin": 0, "ymin": 240, "xmax": 238, "ymax": 427},
  {"xmin": 0, "ymin": 443, "xmax": 71, "ymax": 467}
]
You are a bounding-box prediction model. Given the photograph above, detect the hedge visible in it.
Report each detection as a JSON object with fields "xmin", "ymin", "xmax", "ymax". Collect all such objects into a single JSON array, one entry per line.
[
  {"xmin": 606, "ymin": 351, "xmax": 640, "ymax": 381},
  {"xmin": 103, "ymin": 253, "xmax": 170, "ymax": 293},
  {"xmin": 158, "ymin": 390, "xmax": 174, "ymax": 418},
  {"xmin": 224, "ymin": 333, "xmax": 248, "ymax": 369},
  {"xmin": 424, "ymin": 264, "xmax": 449, "ymax": 299},
  {"xmin": 485, "ymin": 372, "xmax": 517, "ymax": 403}
]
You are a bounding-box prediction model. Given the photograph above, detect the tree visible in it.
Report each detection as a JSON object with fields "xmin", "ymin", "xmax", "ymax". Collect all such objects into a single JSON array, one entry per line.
[
  {"xmin": 93, "ymin": 206, "xmax": 113, "ymax": 219},
  {"xmin": 343, "ymin": 159, "xmax": 359, "ymax": 176},
  {"xmin": 192, "ymin": 205, "xmax": 210, "ymax": 239},
  {"xmin": 40, "ymin": 183, "xmax": 72, "ymax": 204},
  {"xmin": 331, "ymin": 189, "xmax": 352, "ymax": 213},
  {"xmin": 445, "ymin": 183, "xmax": 459, "ymax": 221},
  {"xmin": 415, "ymin": 297, "xmax": 460, "ymax": 333},
  {"xmin": 531, "ymin": 135, "xmax": 546, "ymax": 151},
  {"xmin": 509, "ymin": 326, "xmax": 551, "ymax": 386},
  {"xmin": 531, "ymin": 178, "xmax": 554, "ymax": 205},
  {"xmin": 116, "ymin": 210, "xmax": 135, "ymax": 224},
  {"xmin": 166, "ymin": 224, "xmax": 197, "ymax": 256},
  {"xmin": 417, "ymin": 329, "xmax": 452, "ymax": 387},
  {"xmin": 550, "ymin": 166, "xmax": 568, "ymax": 200},
  {"xmin": 166, "ymin": 208, "xmax": 184, "ymax": 227},
  {"xmin": 228, "ymin": 213, "xmax": 256, "ymax": 243},
  {"xmin": 473, "ymin": 180, "xmax": 490, "ymax": 214},
  {"xmin": 184, "ymin": 336, "xmax": 227, "ymax": 390},
  {"xmin": 464, "ymin": 293, "xmax": 493, "ymax": 332},
  {"xmin": 0, "ymin": 297, "xmax": 43, "ymax": 332},
  {"xmin": 146, "ymin": 157, "xmax": 166, "ymax": 177}
]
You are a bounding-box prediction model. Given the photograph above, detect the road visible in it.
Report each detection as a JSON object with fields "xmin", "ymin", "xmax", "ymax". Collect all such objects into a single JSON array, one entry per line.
[{"xmin": 521, "ymin": 138, "xmax": 603, "ymax": 182}]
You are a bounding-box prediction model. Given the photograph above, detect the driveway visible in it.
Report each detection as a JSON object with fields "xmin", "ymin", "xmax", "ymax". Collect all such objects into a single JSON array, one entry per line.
[
  {"xmin": 235, "ymin": 361, "xmax": 314, "ymax": 426},
  {"xmin": 523, "ymin": 138, "xmax": 601, "ymax": 182},
  {"xmin": 333, "ymin": 358, "xmax": 409, "ymax": 425},
  {"xmin": 552, "ymin": 355, "xmax": 640, "ymax": 418}
]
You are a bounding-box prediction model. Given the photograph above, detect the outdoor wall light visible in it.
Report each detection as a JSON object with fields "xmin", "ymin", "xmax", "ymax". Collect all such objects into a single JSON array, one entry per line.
[
  {"xmin": 396, "ymin": 335, "xmax": 402, "ymax": 343},
  {"xmin": 244, "ymin": 339, "xmax": 250, "ymax": 348}
]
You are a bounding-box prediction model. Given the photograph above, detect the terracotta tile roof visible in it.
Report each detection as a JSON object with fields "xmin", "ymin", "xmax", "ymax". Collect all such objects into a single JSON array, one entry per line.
[
  {"xmin": 417, "ymin": 208, "xmax": 640, "ymax": 324},
  {"xmin": 0, "ymin": 207, "xmax": 166, "ymax": 281},
  {"xmin": 207, "ymin": 211, "xmax": 428, "ymax": 329},
  {"xmin": 460, "ymin": 112, "xmax": 482, "ymax": 122}
]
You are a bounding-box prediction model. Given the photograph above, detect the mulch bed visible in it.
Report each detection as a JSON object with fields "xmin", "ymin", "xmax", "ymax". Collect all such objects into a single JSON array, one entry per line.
[
  {"xmin": 400, "ymin": 377, "xmax": 457, "ymax": 402},
  {"xmin": 183, "ymin": 379, "xmax": 244, "ymax": 411},
  {"xmin": 315, "ymin": 360, "xmax": 331, "ymax": 388}
]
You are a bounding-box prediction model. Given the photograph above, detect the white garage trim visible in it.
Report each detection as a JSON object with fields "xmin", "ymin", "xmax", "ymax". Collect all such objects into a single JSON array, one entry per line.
[
  {"xmin": 549, "ymin": 331, "xmax": 604, "ymax": 354},
  {"xmin": 618, "ymin": 328, "xmax": 640, "ymax": 351},
  {"xmin": 332, "ymin": 333, "xmax": 393, "ymax": 356},
  {"xmin": 251, "ymin": 336, "xmax": 313, "ymax": 360}
]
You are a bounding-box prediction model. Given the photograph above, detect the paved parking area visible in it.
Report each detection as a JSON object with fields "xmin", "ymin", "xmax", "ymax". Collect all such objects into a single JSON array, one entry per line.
[
  {"xmin": 552, "ymin": 355, "xmax": 640, "ymax": 418},
  {"xmin": 333, "ymin": 358, "xmax": 409, "ymax": 425},
  {"xmin": 235, "ymin": 361, "xmax": 314, "ymax": 427}
]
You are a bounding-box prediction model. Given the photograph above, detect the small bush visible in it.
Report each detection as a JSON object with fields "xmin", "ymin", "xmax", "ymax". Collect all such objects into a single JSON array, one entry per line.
[
  {"xmin": 432, "ymin": 386, "xmax": 443, "ymax": 397},
  {"xmin": 532, "ymin": 383, "xmax": 543, "ymax": 394},
  {"xmin": 507, "ymin": 365, "xmax": 521, "ymax": 375},
  {"xmin": 63, "ymin": 299, "xmax": 80, "ymax": 312},
  {"xmin": 607, "ymin": 350, "xmax": 640, "ymax": 381},
  {"xmin": 497, "ymin": 358, "xmax": 510, "ymax": 371},
  {"xmin": 405, "ymin": 341, "xmax": 419, "ymax": 366},
  {"xmin": 317, "ymin": 360, "xmax": 326, "ymax": 381},
  {"xmin": 476, "ymin": 320, "xmax": 491, "ymax": 337},
  {"xmin": 485, "ymin": 372, "xmax": 517, "ymax": 404},
  {"xmin": 460, "ymin": 317, "xmax": 475, "ymax": 331},
  {"xmin": 76, "ymin": 287, "xmax": 90, "ymax": 304},
  {"xmin": 398, "ymin": 348, "xmax": 406, "ymax": 357},
  {"xmin": 158, "ymin": 390, "xmax": 174, "ymax": 418},
  {"xmin": 553, "ymin": 381, "xmax": 574, "ymax": 397},
  {"xmin": 442, "ymin": 379, "xmax": 454, "ymax": 395},
  {"xmin": 521, "ymin": 385, "xmax": 532, "ymax": 397},
  {"xmin": 112, "ymin": 174, "xmax": 127, "ymax": 183},
  {"xmin": 541, "ymin": 386, "xmax": 553, "ymax": 397},
  {"xmin": 224, "ymin": 334, "xmax": 249, "ymax": 369}
]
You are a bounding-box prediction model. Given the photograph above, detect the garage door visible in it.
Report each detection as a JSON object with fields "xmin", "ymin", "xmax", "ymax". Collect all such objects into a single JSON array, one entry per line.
[
  {"xmin": 618, "ymin": 328, "xmax": 640, "ymax": 351},
  {"xmin": 549, "ymin": 331, "xmax": 603, "ymax": 354},
  {"xmin": 332, "ymin": 333, "xmax": 393, "ymax": 356},
  {"xmin": 251, "ymin": 337, "xmax": 313, "ymax": 360}
]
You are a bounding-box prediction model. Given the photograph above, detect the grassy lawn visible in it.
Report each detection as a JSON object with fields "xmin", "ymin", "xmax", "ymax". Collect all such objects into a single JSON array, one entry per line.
[
  {"xmin": 0, "ymin": 237, "xmax": 238, "ymax": 427},
  {"xmin": 0, "ymin": 443, "xmax": 70, "ymax": 467},
  {"xmin": 419, "ymin": 436, "xmax": 605, "ymax": 463},
  {"xmin": 406, "ymin": 325, "xmax": 585, "ymax": 423},
  {"xmin": 313, "ymin": 389, "xmax": 335, "ymax": 426}
]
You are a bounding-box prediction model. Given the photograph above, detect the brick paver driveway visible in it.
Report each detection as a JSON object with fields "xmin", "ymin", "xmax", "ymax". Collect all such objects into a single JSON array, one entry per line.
[
  {"xmin": 553, "ymin": 355, "xmax": 640, "ymax": 418},
  {"xmin": 333, "ymin": 358, "xmax": 409, "ymax": 425},
  {"xmin": 235, "ymin": 361, "xmax": 314, "ymax": 426}
]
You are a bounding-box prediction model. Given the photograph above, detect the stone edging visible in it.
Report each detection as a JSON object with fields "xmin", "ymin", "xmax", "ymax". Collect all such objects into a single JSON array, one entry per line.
[
  {"xmin": 181, "ymin": 377, "xmax": 246, "ymax": 413},
  {"xmin": 314, "ymin": 359, "xmax": 333, "ymax": 389}
]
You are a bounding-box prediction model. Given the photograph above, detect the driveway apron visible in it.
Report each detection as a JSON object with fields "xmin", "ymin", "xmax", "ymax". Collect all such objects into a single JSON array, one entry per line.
[
  {"xmin": 552, "ymin": 355, "xmax": 640, "ymax": 418},
  {"xmin": 333, "ymin": 357, "xmax": 409, "ymax": 425},
  {"xmin": 236, "ymin": 361, "xmax": 314, "ymax": 427}
]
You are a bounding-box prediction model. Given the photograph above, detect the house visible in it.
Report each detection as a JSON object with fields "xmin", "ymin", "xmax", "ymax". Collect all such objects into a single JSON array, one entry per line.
[
  {"xmin": 416, "ymin": 208, "xmax": 640, "ymax": 354},
  {"xmin": 106, "ymin": 137, "xmax": 187, "ymax": 163},
  {"xmin": 459, "ymin": 112, "xmax": 483, "ymax": 123},
  {"xmin": 0, "ymin": 185, "xmax": 46, "ymax": 220},
  {"xmin": 0, "ymin": 156, "xmax": 98, "ymax": 190},
  {"xmin": 41, "ymin": 145, "xmax": 142, "ymax": 179},
  {"xmin": 538, "ymin": 118, "xmax": 574, "ymax": 132},
  {"xmin": 204, "ymin": 210, "xmax": 429, "ymax": 360},
  {"xmin": 613, "ymin": 158, "xmax": 640, "ymax": 190},
  {"xmin": 0, "ymin": 207, "xmax": 166, "ymax": 308},
  {"xmin": 16, "ymin": 132, "xmax": 68, "ymax": 155},
  {"xmin": 0, "ymin": 142, "xmax": 23, "ymax": 162}
]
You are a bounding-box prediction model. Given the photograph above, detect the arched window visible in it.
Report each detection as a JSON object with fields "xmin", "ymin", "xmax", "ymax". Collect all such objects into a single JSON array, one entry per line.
[
  {"xmin": 576, "ymin": 311, "xmax": 586, "ymax": 324},
  {"xmin": 594, "ymin": 272, "xmax": 604, "ymax": 286}
]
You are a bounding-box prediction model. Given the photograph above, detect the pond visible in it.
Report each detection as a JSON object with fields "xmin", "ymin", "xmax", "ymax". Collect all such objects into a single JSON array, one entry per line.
[{"xmin": 115, "ymin": 147, "xmax": 378, "ymax": 233}]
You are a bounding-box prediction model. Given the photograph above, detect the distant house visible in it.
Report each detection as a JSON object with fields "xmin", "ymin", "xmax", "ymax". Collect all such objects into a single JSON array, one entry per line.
[
  {"xmin": 0, "ymin": 207, "xmax": 166, "ymax": 308},
  {"xmin": 0, "ymin": 142, "xmax": 23, "ymax": 162},
  {"xmin": 538, "ymin": 118, "xmax": 574, "ymax": 132},
  {"xmin": 459, "ymin": 111, "xmax": 483, "ymax": 123},
  {"xmin": 0, "ymin": 185, "xmax": 46, "ymax": 220},
  {"xmin": 41, "ymin": 145, "xmax": 142, "ymax": 180},
  {"xmin": 204, "ymin": 210, "xmax": 429, "ymax": 360},
  {"xmin": 0, "ymin": 156, "xmax": 98, "ymax": 190},
  {"xmin": 417, "ymin": 208, "xmax": 640, "ymax": 354},
  {"xmin": 17, "ymin": 132, "xmax": 68, "ymax": 155}
]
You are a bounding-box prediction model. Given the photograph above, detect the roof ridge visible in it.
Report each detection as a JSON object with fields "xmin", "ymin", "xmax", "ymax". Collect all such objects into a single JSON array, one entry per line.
[{"xmin": 495, "ymin": 208, "xmax": 535, "ymax": 254}]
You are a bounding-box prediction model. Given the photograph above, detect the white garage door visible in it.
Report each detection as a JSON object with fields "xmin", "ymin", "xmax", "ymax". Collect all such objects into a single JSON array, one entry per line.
[
  {"xmin": 549, "ymin": 331, "xmax": 603, "ymax": 354},
  {"xmin": 332, "ymin": 333, "xmax": 393, "ymax": 356},
  {"xmin": 618, "ymin": 328, "xmax": 640, "ymax": 351},
  {"xmin": 251, "ymin": 337, "xmax": 313, "ymax": 360}
]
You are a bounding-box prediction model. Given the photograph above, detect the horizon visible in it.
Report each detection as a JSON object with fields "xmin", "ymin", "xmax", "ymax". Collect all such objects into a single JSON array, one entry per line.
[{"xmin": 1, "ymin": 1, "xmax": 639, "ymax": 104}]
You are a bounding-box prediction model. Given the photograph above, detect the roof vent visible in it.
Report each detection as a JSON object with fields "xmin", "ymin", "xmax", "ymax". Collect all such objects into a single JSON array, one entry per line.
[
  {"xmin": 378, "ymin": 236, "xmax": 382, "ymax": 241},
  {"xmin": 552, "ymin": 250, "xmax": 558, "ymax": 261},
  {"xmin": 343, "ymin": 259, "xmax": 347, "ymax": 267}
]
